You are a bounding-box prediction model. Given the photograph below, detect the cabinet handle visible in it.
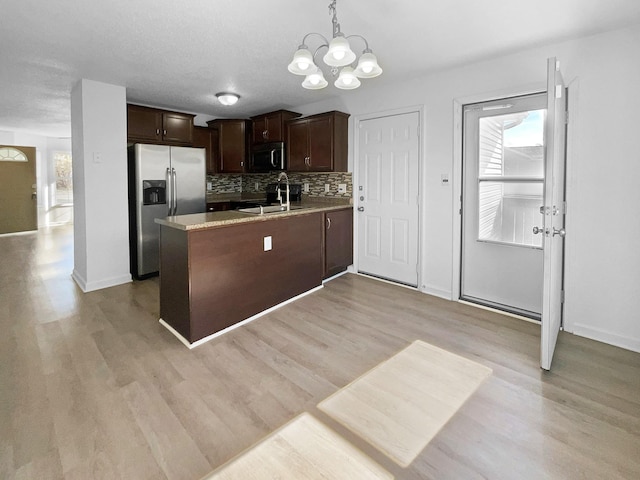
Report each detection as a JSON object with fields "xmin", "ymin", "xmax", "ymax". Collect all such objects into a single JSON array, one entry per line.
[
  {"xmin": 163, "ymin": 129, "xmax": 167, "ymax": 136},
  {"xmin": 156, "ymin": 128, "xmax": 160, "ymax": 135},
  {"xmin": 326, "ymin": 217, "xmax": 331, "ymax": 229},
  {"xmin": 240, "ymin": 161, "xmax": 244, "ymax": 167},
  {"xmin": 263, "ymin": 130, "xmax": 268, "ymax": 139}
]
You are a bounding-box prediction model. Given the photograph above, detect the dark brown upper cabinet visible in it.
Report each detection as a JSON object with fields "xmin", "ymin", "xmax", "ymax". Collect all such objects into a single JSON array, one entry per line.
[
  {"xmin": 207, "ymin": 119, "xmax": 250, "ymax": 173},
  {"xmin": 250, "ymin": 110, "xmax": 301, "ymax": 145},
  {"xmin": 286, "ymin": 111, "xmax": 349, "ymax": 172},
  {"xmin": 193, "ymin": 126, "xmax": 217, "ymax": 174},
  {"xmin": 127, "ymin": 104, "xmax": 194, "ymax": 145}
]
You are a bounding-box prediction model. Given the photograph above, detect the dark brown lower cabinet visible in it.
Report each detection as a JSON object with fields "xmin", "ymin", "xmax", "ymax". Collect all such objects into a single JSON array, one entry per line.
[
  {"xmin": 324, "ymin": 207, "xmax": 353, "ymax": 278},
  {"xmin": 160, "ymin": 213, "xmax": 324, "ymax": 343},
  {"xmin": 206, "ymin": 202, "xmax": 231, "ymax": 212}
]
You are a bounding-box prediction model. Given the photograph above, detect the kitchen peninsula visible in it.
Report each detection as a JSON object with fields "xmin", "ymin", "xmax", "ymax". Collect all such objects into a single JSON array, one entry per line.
[{"xmin": 155, "ymin": 203, "xmax": 353, "ymax": 347}]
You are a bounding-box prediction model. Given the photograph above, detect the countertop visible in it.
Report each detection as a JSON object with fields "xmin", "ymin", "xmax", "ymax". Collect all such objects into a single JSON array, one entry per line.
[{"xmin": 156, "ymin": 200, "xmax": 352, "ymax": 231}]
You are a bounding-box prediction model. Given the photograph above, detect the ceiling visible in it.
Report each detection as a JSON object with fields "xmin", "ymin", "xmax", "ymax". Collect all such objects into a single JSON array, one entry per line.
[{"xmin": 2, "ymin": 0, "xmax": 640, "ymax": 138}]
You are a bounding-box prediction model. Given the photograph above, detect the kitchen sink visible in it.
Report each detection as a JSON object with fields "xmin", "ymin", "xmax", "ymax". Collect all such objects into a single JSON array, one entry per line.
[{"xmin": 237, "ymin": 205, "xmax": 307, "ymax": 215}]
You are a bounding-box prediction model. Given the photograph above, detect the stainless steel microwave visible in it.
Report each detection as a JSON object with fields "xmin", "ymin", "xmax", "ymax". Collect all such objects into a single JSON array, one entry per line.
[{"xmin": 250, "ymin": 142, "xmax": 286, "ymax": 172}]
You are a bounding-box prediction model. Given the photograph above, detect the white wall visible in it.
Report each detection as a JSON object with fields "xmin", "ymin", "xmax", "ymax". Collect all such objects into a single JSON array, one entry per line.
[
  {"xmin": 70, "ymin": 79, "xmax": 131, "ymax": 292},
  {"xmin": 294, "ymin": 24, "xmax": 640, "ymax": 352}
]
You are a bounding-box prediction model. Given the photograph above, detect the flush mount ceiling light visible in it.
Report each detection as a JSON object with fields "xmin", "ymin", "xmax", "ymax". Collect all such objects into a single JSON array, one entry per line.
[
  {"xmin": 216, "ymin": 92, "xmax": 240, "ymax": 106},
  {"xmin": 287, "ymin": 0, "xmax": 382, "ymax": 90}
]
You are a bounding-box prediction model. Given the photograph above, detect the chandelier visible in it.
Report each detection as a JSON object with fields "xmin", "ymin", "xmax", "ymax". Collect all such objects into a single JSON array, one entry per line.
[{"xmin": 287, "ymin": 0, "xmax": 382, "ymax": 90}]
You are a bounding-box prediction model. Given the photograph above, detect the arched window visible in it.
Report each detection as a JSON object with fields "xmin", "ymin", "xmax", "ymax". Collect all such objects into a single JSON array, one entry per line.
[{"xmin": 0, "ymin": 147, "xmax": 28, "ymax": 162}]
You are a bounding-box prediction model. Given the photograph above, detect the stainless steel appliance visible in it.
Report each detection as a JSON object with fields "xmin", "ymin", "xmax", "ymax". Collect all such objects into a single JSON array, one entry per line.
[
  {"xmin": 250, "ymin": 142, "xmax": 286, "ymax": 172},
  {"xmin": 128, "ymin": 144, "xmax": 206, "ymax": 278}
]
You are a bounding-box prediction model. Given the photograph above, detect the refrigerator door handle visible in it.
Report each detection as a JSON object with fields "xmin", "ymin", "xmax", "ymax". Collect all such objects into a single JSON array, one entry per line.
[
  {"xmin": 171, "ymin": 168, "xmax": 178, "ymax": 215},
  {"xmin": 166, "ymin": 167, "xmax": 173, "ymax": 216}
]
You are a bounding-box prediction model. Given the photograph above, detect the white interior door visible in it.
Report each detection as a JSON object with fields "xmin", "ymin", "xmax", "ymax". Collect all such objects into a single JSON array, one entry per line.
[
  {"xmin": 357, "ymin": 112, "xmax": 420, "ymax": 286},
  {"xmin": 540, "ymin": 57, "xmax": 567, "ymax": 371},
  {"xmin": 461, "ymin": 94, "xmax": 546, "ymax": 317}
]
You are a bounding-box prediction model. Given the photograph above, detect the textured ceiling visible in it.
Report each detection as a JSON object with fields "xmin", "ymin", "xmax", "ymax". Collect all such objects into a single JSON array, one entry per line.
[{"xmin": 2, "ymin": 0, "xmax": 640, "ymax": 137}]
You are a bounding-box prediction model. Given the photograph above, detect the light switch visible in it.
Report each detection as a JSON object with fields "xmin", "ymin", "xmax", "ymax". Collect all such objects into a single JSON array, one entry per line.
[
  {"xmin": 93, "ymin": 152, "xmax": 102, "ymax": 163},
  {"xmin": 263, "ymin": 236, "xmax": 272, "ymax": 251},
  {"xmin": 337, "ymin": 184, "xmax": 347, "ymax": 194},
  {"xmin": 441, "ymin": 174, "xmax": 449, "ymax": 186}
]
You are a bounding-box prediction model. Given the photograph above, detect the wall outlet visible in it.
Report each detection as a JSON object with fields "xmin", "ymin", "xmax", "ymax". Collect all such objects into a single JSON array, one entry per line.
[
  {"xmin": 337, "ymin": 183, "xmax": 347, "ymax": 194},
  {"xmin": 324, "ymin": 184, "xmax": 330, "ymax": 193},
  {"xmin": 254, "ymin": 182, "xmax": 260, "ymax": 191},
  {"xmin": 303, "ymin": 183, "xmax": 309, "ymax": 193},
  {"xmin": 206, "ymin": 181, "xmax": 212, "ymax": 191}
]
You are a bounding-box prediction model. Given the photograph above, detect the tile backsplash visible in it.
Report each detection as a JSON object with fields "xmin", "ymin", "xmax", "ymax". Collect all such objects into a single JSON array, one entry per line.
[{"xmin": 207, "ymin": 172, "xmax": 352, "ymax": 198}]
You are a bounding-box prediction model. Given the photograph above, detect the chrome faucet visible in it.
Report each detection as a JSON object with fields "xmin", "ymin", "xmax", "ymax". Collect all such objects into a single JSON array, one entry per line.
[{"xmin": 276, "ymin": 171, "xmax": 290, "ymax": 211}]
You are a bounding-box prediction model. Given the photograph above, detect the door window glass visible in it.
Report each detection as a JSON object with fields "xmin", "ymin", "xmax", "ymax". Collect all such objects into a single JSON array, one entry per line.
[
  {"xmin": 477, "ymin": 109, "xmax": 545, "ymax": 248},
  {"xmin": 0, "ymin": 147, "xmax": 28, "ymax": 162}
]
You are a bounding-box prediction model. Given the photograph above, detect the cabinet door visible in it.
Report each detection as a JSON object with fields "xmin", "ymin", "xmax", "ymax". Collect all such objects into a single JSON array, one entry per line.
[
  {"xmin": 308, "ymin": 115, "xmax": 333, "ymax": 171},
  {"xmin": 163, "ymin": 112, "xmax": 193, "ymax": 144},
  {"xmin": 252, "ymin": 116, "xmax": 268, "ymax": 144},
  {"xmin": 193, "ymin": 126, "xmax": 215, "ymax": 174},
  {"xmin": 264, "ymin": 112, "xmax": 284, "ymax": 142},
  {"xmin": 324, "ymin": 208, "xmax": 353, "ymax": 278},
  {"xmin": 287, "ymin": 120, "xmax": 310, "ymax": 171},
  {"xmin": 127, "ymin": 105, "xmax": 162, "ymax": 142},
  {"xmin": 218, "ymin": 121, "xmax": 247, "ymax": 173},
  {"xmin": 210, "ymin": 129, "xmax": 219, "ymax": 174}
]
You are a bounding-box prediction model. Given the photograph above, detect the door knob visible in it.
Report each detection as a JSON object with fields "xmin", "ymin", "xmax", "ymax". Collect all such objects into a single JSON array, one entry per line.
[
  {"xmin": 533, "ymin": 226, "xmax": 544, "ymax": 235},
  {"xmin": 357, "ymin": 206, "xmax": 364, "ymax": 212},
  {"xmin": 552, "ymin": 227, "xmax": 566, "ymax": 238}
]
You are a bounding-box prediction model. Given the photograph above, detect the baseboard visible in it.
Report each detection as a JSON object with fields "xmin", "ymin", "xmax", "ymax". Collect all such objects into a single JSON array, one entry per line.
[
  {"xmin": 420, "ymin": 284, "xmax": 452, "ymax": 300},
  {"xmin": 72, "ymin": 270, "xmax": 132, "ymax": 293},
  {"xmin": 571, "ymin": 323, "xmax": 640, "ymax": 353},
  {"xmin": 160, "ymin": 284, "xmax": 325, "ymax": 349},
  {"xmin": 322, "ymin": 269, "xmax": 350, "ymax": 284}
]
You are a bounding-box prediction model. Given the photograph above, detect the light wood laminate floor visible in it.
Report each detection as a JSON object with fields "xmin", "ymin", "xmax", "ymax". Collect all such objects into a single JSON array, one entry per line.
[{"xmin": 1, "ymin": 225, "xmax": 639, "ymax": 479}]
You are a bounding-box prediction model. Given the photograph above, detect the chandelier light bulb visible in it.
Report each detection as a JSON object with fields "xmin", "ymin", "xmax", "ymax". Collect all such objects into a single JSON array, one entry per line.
[
  {"xmin": 353, "ymin": 51, "xmax": 383, "ymax": 78},
  {"xmin": 288, "ymin": 47, "xmax": 315, "ymax": 75},
  {"xmin": 334, "ymin": 67, "xmax": 361, "ymax": 90},
  {"xmin": 302, "ymin": 67, "xmax": 328, "ymax": 89},
  {"xmin": 323, "ymin": 35, "xmax": 356, "ymax": 67}
]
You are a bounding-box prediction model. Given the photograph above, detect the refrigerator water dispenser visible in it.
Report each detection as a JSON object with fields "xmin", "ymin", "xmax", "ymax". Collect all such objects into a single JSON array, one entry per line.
[{"xmin": 142, "ymin": 180, "xmax": 166, "ymax": 205}]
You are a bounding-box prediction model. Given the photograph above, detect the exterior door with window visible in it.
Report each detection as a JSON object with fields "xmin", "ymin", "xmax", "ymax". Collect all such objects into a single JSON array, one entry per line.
[
  {"xmin": 461, "ymin": 94, "xmax": 546, "ymax": 317},
  {"xmin": 0, "ymin": 146, "xmax": 37, "ymax": 234}
]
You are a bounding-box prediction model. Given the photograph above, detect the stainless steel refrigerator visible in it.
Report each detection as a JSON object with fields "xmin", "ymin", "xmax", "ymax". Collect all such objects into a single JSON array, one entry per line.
[{"xmin": 128, "ymin": 144, "xmax": 206, "ymax": 278}]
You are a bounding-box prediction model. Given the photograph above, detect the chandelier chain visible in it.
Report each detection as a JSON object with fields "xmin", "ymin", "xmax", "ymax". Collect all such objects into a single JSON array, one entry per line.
[{"xmin": 328, "ymin": 0, "xmax": 341, "ymax": 38}]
